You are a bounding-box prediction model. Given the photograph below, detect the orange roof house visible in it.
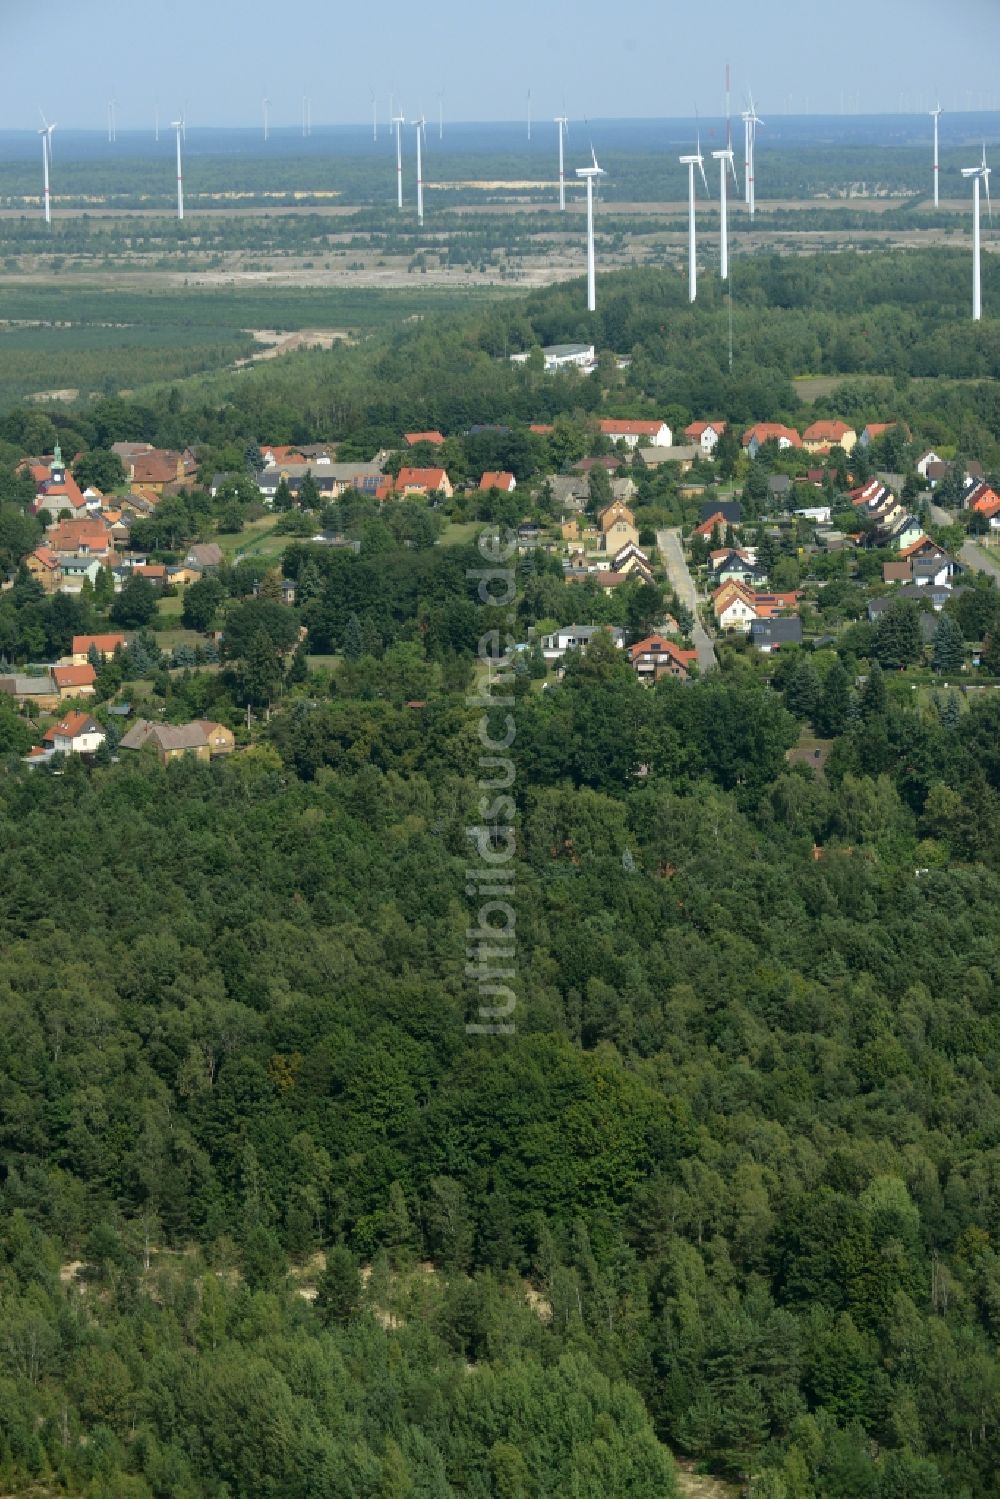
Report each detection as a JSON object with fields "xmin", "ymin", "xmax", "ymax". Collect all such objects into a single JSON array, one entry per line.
[
  {"xmin": 394, "ymin": 467, "xmax": 453, "ymax": 497},
  {"xmin": 685, "ymin": 419, "xmax": 727, "ymax": 452},
  {"xmin": 802, "ymin": 419, "xmax": 857, "ymax": 454},
  {"xmin": 71, "ymin": 633, "xmax": 126, "ymax": 665},
  {"xmin": 479, "ymin": 471, "xmax": 517, "ymax": 492},
  {"xmin": 743, "ymin": 423, "xmax": 802, "ymax": 456},
  {"xmin": 46, "ymin": 518, "xmax": 113, "ymax": 556},
  {"xmin": 628, "ymin": 634, "xmax": 699, "ymax": 682},
  {"xmin": 52, "ymin": 663, "xmax": 97, "ymax": 698},
  {"xmin": 693, "ymin": 510, "xmax": 736, "ymax": 540},
  {"xmin": 404, "ymin": 431, "xmax": 445, "ymax": 447}
]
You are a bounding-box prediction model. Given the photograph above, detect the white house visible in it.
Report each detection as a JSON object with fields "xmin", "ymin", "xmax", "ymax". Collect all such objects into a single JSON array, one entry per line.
[
  {"xmin": 598, "ymin": 418, "xmax": 673, "ymax": 449},
  {"xmin": 915, "ymin": 449, "xmax": 943, "ymax": 479},
  {"xmin": 685, "ymin": 420, "xmax": 726, "ymax": 454},
  {"xmin": 541, "ymin": 624, "xmax": 625, "ymax": 661},
  {"xmin": 512, "ymin": 343, "xmax": 596, "ymax": 374},
  {"xmin": 35, "ymin": 710, "xmax": 106, "ymax": 760}
]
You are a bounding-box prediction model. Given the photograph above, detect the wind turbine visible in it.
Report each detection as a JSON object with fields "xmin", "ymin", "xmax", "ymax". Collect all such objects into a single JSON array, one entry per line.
[
  {"xmin": 107, "ymin": 100, "xmax": 117, "ymax": 144},
  {"xmin": 438, "ymin": 92, "xmax": 444, "ymax": 141},
  {"xmin": 962, "ymin": 144, "xmax": 991, "ymax": 321},
  {"xmin": 576, "ymin": 146, "xmax": 605, "ymax": 312},
  {"xmin": 745, "ymin": 95, "xmax": 763, "ymax": 219},
  {"xmin": 679, "ymin": 132, "xmax": 709, "ymax": 302},
  {"xmin": 413, "ymin": 116, "xmax": 427, "ymax": 224},
  {"xmin": 302, "ymin": 96, "xmax": 311, "ymax": 138},
  {"xmin": 930, "ymin": 103, "xmax": 942, "ymax": 208},
  {"xmin": 372, "ymin": 92, "xmax": 378, "ymax": 143},
  {"xmin": 555, "ymin": 116, "xmax": 569, "ymax": 210},
  {"xmin": 38, "ymin": 115, "xmax": 56, "ymax": 227},
  {"xmin": 262, "ymin": 98, "xmax": 270, "ymax": 143},
  {"xmin": 392, "ymin": 111, "xmax": 405, "ymax": 210},
  {"xmin": 712, "ymin": 145, "xmax": 738, "ymax": 280},
  {"xmin": 172, "ymin": 117, "xmax": 185, "ymax": 221}
]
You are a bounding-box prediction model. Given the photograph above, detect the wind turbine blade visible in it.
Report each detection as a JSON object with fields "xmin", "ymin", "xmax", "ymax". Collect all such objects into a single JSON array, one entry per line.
[{"xmin": 699, "ymin": 158, "xmax": 709, "ymax": 195}]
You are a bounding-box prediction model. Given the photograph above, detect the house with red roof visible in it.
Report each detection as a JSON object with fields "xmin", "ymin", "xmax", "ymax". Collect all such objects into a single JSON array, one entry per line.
[
  {"xmin": 404, "ymin": 431, "xmax": 445, "ymax": 447},
  {"xmin": 394, "ymin": 467, "xmax": 453, "ymax": 497},
  {"xmin": 51, "ymin": 664, "xmax": 97, "ymax": 699},
  {"xmin": 685, "ymin": 420, "xmax": 727, "ymax": 454},
  {"xmin": 25, "ymin": 545, "xmax": 62, "ymax": 592},
  {"xmin": 46, "ymin": 518, "xmax": 114, "ymax": 559},
  {"xmin": 742, "ymin": 424, "xmax": 802, "ymax": 458},
  {"xmin": 479, "ymin": 471, "xmax": 517, "ymax": 492},
  {"xmin": 41, "ymin": 710, "xmax": 106, "ymax": 757},
  {"xmin": 802, "ymin": 419, "xmax": 857, "ymax": 454},
  {"xmin": 693, "ymin": 510, "xmax": 737, "ymax": 541},
  {"xmin": 598, "ymin": 417, "xmax": 672, "ymax": 449},
  {"xmin": 858, "ymin": 422, "xmax": 902, "ymax": 449},
  {"xmin": 629, "ymin": 634, "xmax": 698, "ymax": 683},
  {"xmin": 70, "ymin": 633, "xmax": 126, "ymax": 666}
]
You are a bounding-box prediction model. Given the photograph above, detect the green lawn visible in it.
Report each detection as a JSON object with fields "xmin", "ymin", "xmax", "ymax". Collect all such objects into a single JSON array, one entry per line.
[{"xmin": 439, "ymin": 521, "xmax": 483, "ymax": 546}]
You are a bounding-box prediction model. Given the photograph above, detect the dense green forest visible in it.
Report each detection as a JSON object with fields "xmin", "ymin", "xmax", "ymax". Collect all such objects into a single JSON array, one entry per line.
[{"xmin": 2, "ymin": 254, "xmax": 1000, "ymax": 1496}]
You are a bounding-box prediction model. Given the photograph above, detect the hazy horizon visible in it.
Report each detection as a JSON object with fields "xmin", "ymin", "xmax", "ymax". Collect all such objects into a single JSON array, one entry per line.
[{"xmin": 6, "ymin": 0, "xmax": 1000, "ymax": 132}]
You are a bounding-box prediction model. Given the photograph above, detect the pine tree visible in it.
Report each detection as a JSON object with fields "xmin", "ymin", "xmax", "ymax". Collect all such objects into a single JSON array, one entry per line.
[
  {"xmin": 860, "ymin": 661, "xmax": 887, "ymax": 718},
  {"xmin": 814, "ymin": 661, "xmax": 851, "ymax": 736},
  {"xmin": 343, "ymin": 614, "xmax": 364, "ymax": 661},
  {"xmin": 932, "ymin": 613, "xmax": 965, "ymax": 674}
]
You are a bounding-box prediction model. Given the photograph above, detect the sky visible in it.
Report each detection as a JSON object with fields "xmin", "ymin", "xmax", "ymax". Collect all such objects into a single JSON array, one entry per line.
[{"xmin": 5, "ymin": 0, "xmax": 1000, "ymax": 130}]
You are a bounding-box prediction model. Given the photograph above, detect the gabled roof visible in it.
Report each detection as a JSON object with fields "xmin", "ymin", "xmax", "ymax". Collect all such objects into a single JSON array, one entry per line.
[
  {"xmin": 394, "ymin": 467, "xmax": 449, "ymax": 491},
  {"xmin": 72, "ymin": 633, "xmax": 126, "ymax": 656},
  {"xmin": 685, "ymin": 419, "xmax": 726, "ymax": 437},
  {"xmin": 742, "ymin": 423, "xmax": 802, "ymax": 448},
  {"xmin": 479, "ymin": 471, "xmax": 516, "ymax": 491},
  {"xmin": 44, "ymin": 709, "xmax": 101, "ymax": 742},
  {"xmin": 628, "ymin": 635, "xmax": 698, "ymax": 667},
  {"xmin": 693, "ymin": 511, "xmax": 734, "ymax": 538},
  {"xmin": 29, "ymin": 545, "xmax": 60, "ymax": 570},
  {"xmin": 803, "ymin": 419, "xmax": 854, "ymax": 442},
  {"xmin": 404, "ymin": 431, "xmax": 445, "ymax": 446},
  {"xmin": 597, "ymin": 417, "xmax": 667, "ymax": 437},
  {"xmin": 52, "ymin": 664, "xmax": 97, "ymax": 690}
]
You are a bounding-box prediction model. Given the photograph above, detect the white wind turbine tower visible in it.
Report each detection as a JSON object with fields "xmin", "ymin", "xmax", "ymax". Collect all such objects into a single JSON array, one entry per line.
[
  {"xmin": 107, "ymin": 101, "xmax": 117, "ymax": 144},
  {"xmin": 263, "ymin": 98, "xmax": 270, "ymax": 143},
  {"xmin": 392, "ymin": 112, "xmax": 405, "ymax": 210},
  {"xmin": 38, "ymin": 115, "xmax": 56, "ymax": 227},
  {"xmin": 712, "ymin": 144, "xmax": 738, "ymax": 280},
  {"xmin": 576, "ymin": 146, "xmax": 605, "ymax": 313},
  {"xmin": 555, "ymin": 116, "xmax": 569, "ymax": 210},
  {"xmin": 372, "ymin": 92, "xmax": 378, "ymax": 143},
  {"xmin": 745, "ymin": 95, "xmax": 763, "ymax": 219},
  {"xmin": 962, "ymin": 144, "xmax": 991, "ymax": 321},
  {"xmin": 930, "ymin": 103, "xmax": 942, "ymax": 207},
  {"xmin": 679, "ymin": 132, "xmax": 709, "ymax": 302},
  {"xmin": 172, "ymin": 117, "xmax": 185, "ymax": 221},
  {"xmin": 413, "ymin": 116, "xmax": 427, "ymax": 224}
]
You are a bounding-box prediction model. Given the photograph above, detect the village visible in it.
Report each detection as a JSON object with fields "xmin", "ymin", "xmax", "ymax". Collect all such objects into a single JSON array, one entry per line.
[{"xmin": 2, "ymin": 402, "xmax": 999, "ymax": 766}]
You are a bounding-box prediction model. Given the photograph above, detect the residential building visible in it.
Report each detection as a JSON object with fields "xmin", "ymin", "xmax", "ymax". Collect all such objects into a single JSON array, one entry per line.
[
  {"xmin": 742, "ymin": 423, "xmax": 802, "ymax": 458},
  {"xmin": 71, "ymin": 633, "xmax": 126, "ymax": 666},
  {"xmin": 693, "ymin": 510, "xmax": 737, "ymax": 542},
  {"xmin": 195, "ymin": 720, "xmax": 236, "ymax": 755},
  {"xmin": 685, "ymin": 420, "xmax": 726, "ymax": 454},
  {"xmin": 127, "ymin": 449, "xmax": 197, "ymax": 494},
  {"xmin": 802, "ymin": 420, "xmax": 857, "ymax": 454},
  {"xmin": 46, "ymin": 518, "xmax": 113, "ymax": 558},
  {"xmin": 25, "ymin": 545, "xmax": 62, "ymax": 592},
  {"xmin": 597, "ymin": 499, "xmax": 639, "ymax": 553},
  {"xmin": 598, "ymin": 418, "xmax": 673, "ymax": 449},
  {"xmin": 479, "ymin": 471, "xmax": 517, "ymax": 492},
  {"xmin": 700, "ymin": 500, "xmax": 742, "ymax": 527},
  {"xmin": 404, "ymin": 431, "xmax": 445, "ymax": 447},
  {"xmin": 52, "ymin": 664, "xmax": 97, "ymax": 699},
  {"xmin": 915, "ymin": 449, "xmax": 943, "ymax": 478},
  {"xmin": 858, "ymin": 422, "xmax": 898, "ymax": 448},
  {"xmin": 750, "ymin": 617, "xmax": 803, "ymax": 651},
  {"xmin": 629, "ymin": 634, "xmax": 698, "ymax": 682},
  {"xmin": 540, "ymin": 625, "xmax": 625, "ymax": 661},
  {"xmin": 119, "ymin": 719, "xmax": 211, "ymax": 764},
  {"xmin": 394, "ymin": 467, "xmax": 453, "ymax": 498},
  {"xmin": 42, "ymin": 710, "xmax": 105, "ymax": 756},
  {"xmin": 183, "ymin": 543, "xmax": 224, "ymax": 574}
]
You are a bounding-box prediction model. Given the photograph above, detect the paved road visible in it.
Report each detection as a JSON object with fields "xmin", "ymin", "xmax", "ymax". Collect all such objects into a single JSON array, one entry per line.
[
  {"xmin": 960, "ymin": 541, "xmax": 1000, "ymax": 580},
  {"xmin": 657, "ymin": 528, "xmax": 717, "ymax": 674},
  {"xmin": 928, "ymin": 499, "xmax": 1000, "ymax": 579}
]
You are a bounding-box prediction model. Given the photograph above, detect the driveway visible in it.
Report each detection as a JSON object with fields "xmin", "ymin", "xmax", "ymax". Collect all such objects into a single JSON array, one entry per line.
[{"xmin": 657, "ymin": 527, "xmax": 717, "ymax": 673}]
